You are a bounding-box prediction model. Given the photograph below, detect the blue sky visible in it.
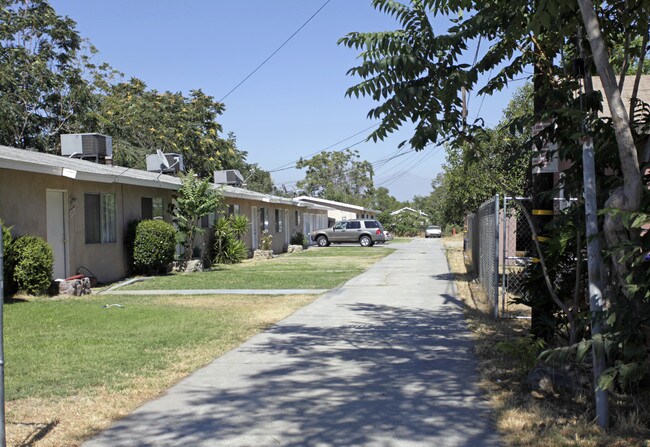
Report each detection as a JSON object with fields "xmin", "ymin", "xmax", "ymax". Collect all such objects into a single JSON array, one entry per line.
[{"xmin": 49, "ymin": 0, "xmax": 527, "ymax": 201}]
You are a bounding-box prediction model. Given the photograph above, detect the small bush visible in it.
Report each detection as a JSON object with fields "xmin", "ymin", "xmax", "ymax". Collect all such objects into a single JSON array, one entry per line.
[
  {"xmin": 133, "ymin": 220, "xmax": 176, "ymax": 275},
  {"xmin": 12, "ymin": 235, "xmax": 54, "ymax": 296},
  {"xmin": 124, "ymin": 220, "xmax": 140, "ymax": 274},
  {"xmin": 1, "ymin": 221, "xmax": 15, "ymax": 296},
  {"xmin": 213, "ymin": 215, "xmax": 249, "ymax": 264},
  {"xmin": 260, "ymin": 230, "xmax": 273, "ymax": 251},
  {"xmin": 290, "ymin": 231, "xmax": 307, "ymax": 247}
]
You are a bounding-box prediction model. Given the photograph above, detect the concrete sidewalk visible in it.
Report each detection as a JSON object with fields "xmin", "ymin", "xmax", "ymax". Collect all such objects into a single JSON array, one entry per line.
[{"xmin": 83, "ymin": 239, "xmax": 501, "ymax": 447}]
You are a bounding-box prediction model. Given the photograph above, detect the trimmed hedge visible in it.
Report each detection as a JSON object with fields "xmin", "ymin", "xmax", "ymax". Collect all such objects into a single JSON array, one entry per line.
[
  {"xmin": 133, "ymin": 220, "xmax": 176, "ymax": 275},
  {"xmin": 11, "ymin": 235, "xmax": 54, "ymax": 296},
  {"xmin": 1, "ymin": 221, "xmax": 15, "ymax": 296}
]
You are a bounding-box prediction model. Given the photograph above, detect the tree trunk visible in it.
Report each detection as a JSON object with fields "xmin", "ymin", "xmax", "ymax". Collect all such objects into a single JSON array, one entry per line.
[{"xmin": 577, "ymin": 0, "xmax": 642, "ymax": 292}]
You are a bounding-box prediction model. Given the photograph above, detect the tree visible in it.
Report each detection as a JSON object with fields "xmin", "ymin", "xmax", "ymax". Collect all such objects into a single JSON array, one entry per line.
[
  {"xmin": 296, "ymin": 149, "xmax": 374, "ymax": 204},
  {"xmin": 412, "ymin": 84, "xmax": 532, "ymax": 229},
  {"xmin": 92, "ymin": 78, "xmax": 241, "ymax": 178},
  {"xmin": 0, "ymin": 0, "xmax": 101, "ymax": 150},
  {"xmin": 173, "ymin": 170, "xmax": 222, "ymax": 262},
  {"xmin": 366, "ymin": 186, "xmax": 402, "ymax": 222},
  {"xmin": 340, "ymin": 0, "xmax": 650, "ymax": 426}
]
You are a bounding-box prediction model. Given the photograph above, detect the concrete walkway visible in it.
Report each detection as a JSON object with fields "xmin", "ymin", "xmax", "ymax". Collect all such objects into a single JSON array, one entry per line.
[{"xmin": 83, "ymin": 239, "xmax": 501, "ymax": 447}]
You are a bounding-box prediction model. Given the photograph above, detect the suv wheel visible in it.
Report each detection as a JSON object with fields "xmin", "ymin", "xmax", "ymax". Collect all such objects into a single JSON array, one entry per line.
[
  {"xmin": 359, "ymin": 235, "xmax": 372, "ymax": 247},
  {"xmin": 316, "ymin": 235, "xmax": 329, "ymax": 247}
]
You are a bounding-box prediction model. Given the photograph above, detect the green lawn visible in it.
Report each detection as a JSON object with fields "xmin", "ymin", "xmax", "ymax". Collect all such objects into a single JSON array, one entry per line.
[
  {"xmin": 122, "ymin": 246, "xmax": 394, "ymax": 290},
  {"xmin": 4, "ymin": 294, "xmax": 313, "ymax": 401},
  {"xmin": 4, "ymin": 244, "xmax": 395, "ymax": 445}
]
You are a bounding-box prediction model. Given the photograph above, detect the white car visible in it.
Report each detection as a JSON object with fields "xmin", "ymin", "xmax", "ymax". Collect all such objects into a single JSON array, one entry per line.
[{"xmin": 425, "ymin": 225, "xmax": 442, "ymax": 238}]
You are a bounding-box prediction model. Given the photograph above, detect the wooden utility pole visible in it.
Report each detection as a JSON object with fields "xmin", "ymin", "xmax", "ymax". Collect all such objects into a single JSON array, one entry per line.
[{"xmin": 530, "ymin": 57, "xmax": 557, "ymax": 342}]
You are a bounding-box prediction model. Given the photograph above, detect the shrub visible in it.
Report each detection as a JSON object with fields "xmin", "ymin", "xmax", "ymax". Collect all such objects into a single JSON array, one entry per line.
[
  {"xmin": 12, "ymin": 235, "xmax": 54, "ymax": 295},
  {"xmin": 124, "ymin": 220, "xmax": 140, "ymax": 273},
  {"xmin": 290, "ymin": 231, "xmax": 307, "ymax": 247},
  {"xmin": 260, "ymin": 230, "xmax": 273, "ymax": 251},
  {"xmin": 213, "ymin": 215, "xmax": 249, "ymax": 264},
  {"xmin": 133, "ymin": 220, "xmax": 176, "ymax": 275},
  {"xmin": 1, "ymin": 221, "xmax": 15, "ymax": 296}
]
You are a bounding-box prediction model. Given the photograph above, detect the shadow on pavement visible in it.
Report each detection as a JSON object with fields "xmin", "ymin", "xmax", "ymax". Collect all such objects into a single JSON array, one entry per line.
[{"xmin": 91, "ymin": 301, "xmax": 500, "ymax": 446}]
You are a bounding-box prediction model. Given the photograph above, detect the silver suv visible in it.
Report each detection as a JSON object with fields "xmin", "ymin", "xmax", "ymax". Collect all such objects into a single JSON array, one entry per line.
[{"xmin": 311, "ymin": 219, "xmax": 386, "ymax": 247}]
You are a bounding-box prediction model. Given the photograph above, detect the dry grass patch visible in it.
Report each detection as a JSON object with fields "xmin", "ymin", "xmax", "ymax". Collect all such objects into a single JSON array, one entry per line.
[
  {"xmin": 5, "ymin": 293, "xmax": 315, "ymax": 447},
  {"xmin": 443, "ymin": 234, "xmax": 650, "ymax": 447}
]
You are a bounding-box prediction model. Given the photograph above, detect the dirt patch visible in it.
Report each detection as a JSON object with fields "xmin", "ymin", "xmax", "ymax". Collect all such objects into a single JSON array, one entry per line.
[{"xmin": 442, "ymin": 234, "xmax": 650, "ymax": 447}]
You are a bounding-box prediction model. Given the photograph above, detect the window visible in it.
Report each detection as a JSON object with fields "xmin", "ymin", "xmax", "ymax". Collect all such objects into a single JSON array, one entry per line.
[
  {"xmin": 346, "ymin": 221, "xmax": 361, "ymax": 229},
  {"xmin": 364, "ymin": 220, "xmax": 380, "ymax": 229},
  {"xmin": 260, "ymin": 207, "xmax": 269, "ymax": 232},
  {"xmin": 275, "ymin": 209, "xmax": 284, "ymax": 233},
  {"xmin": 85, "ymin": 193, "xmax": 116, "ymax": 244},
  {"xmin": 142, "ymin": 197, "xmax": 164, "ymax": 220},
  {"xmin": 227, "ymin": 204, "xmax": 241, "ymax": 216},
  {"xmin": 295, "ymin": 210, "xmax": 301, "ymax": 226},
  {"xmin": 141, "ymin": 198, "xmax": 153, "ymax": 220},
  {"xmin": 152, "ymin": 197, "xmax": 163, "ymax": 219}
]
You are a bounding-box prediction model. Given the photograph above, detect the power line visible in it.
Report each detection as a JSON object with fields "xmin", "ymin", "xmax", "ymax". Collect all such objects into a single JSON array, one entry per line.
[
  {"xmin": 219, "ymin": 0, "xmax": 331, "ymax": 102},
  {"xmin": 268, "ymin": 123, "xmax": 380, "ymax": 173},
  {"xmin": 372, "ymin": 148, "xmax": 416, "ymax": 171},
  {"xmin": 376, "ymin": 145, "xmax": 442, "ymax": 188}
]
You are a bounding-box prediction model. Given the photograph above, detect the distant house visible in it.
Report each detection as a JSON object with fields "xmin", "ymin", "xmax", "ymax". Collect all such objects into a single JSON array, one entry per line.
[
  {"xmin": 0, "ymin": 145, "xmax": 327, "ymax": 283},
  {"xmin": 293, "ymin": 196, "xmax": 380, "ymax": 228},
  {"xmin": 390, "ymin": 207, "xmax": 428, "ymax": 218}
]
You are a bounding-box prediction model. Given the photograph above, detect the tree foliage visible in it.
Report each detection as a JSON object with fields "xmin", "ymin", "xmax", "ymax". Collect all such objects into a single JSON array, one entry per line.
[
  {"xmin": 0, "ymin": 0, "xmax": 102, "ymax": 150},
  {"xmin": 91, "ymin": 78, "xmax": 241, "ymax": 178},
  {"xmin": 296, "ymin": 149, "xmax": 375, "ymax": 204},
  {"xmin": 414, "ymin": 84, "xmax": 533, "ymax": 228},
  {"xmin": 340, "ymin": 0, "xmax": 650, "ymax": 416},
  {"xmin": 0, "ymin": 0, "xmax": 260, "ymax": 182},
  {"xmin": 172, "ymin": 171, "xmax": 222, "ymax": 262},
  {"xmin": 212, "ymin": 215, "xmax": 249, "ymax": 265}
]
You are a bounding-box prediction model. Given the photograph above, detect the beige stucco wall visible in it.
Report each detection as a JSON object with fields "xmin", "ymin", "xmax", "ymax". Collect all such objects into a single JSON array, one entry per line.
[
  {"xmin": 0, "ymin": 168, "xmax": 175, "ymax": 283},
  {"xmin": 220, "ymin": 198, "xmax": 308, "ymax": 254}
]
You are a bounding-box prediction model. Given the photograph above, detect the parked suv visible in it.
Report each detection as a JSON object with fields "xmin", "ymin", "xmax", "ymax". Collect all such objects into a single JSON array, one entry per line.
[{"xmin": 311, "ymin": 219, "xmax": 386, "ymax": 247}]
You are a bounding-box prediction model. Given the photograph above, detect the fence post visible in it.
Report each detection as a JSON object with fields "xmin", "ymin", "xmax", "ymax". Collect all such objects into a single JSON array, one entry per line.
[
  {"xmin": 501, "ymin": 196, "xmax": 508, "ymax": 316},
  {"xmin": 493, "ymin": 195, "xmax": 500, "ymax": 318},
  {"xmin": 0, "ymin": 225, "xmax": 5, "ymax": 447}
]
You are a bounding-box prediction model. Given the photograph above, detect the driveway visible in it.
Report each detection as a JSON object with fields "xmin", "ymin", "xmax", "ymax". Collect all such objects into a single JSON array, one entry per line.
[{"xmin": 83, "ymin": 238, "xmax": 501, "ymax": 447}]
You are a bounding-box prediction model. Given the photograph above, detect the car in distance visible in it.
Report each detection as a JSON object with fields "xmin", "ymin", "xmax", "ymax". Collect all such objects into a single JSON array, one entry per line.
[
  {"xmin": 311, "ymin": 219, "xmax": 386, "ymax": 247},
  {"xmin": 425, "ymin": 225, "xmax": 442, "ymax": 238}
]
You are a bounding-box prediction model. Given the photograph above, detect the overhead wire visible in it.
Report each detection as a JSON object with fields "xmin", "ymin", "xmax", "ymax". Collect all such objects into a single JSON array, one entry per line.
[
  {"xmin": 377, "ymin": 145, "xmax": 443, "ymax": 188},
  {"xmin": 268, "ymin": 122, "xmax": 380, "ymax": 173},
  {"xmin": 219, "ymin": 0, "xmax": 331, "ymax": 102}
]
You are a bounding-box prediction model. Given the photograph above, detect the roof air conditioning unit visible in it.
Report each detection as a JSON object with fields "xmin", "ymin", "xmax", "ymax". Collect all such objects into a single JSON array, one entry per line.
[
  {"xmin": 214, "ymin": 169, "xmax": 245, "ymax": 187},
  {"xmin": 61, "ymin": 133, "xmax": 113, "ymax": 162},
  {"xmin": 146, "ymin": 151, "xmax": 185, "ymax": 174}
]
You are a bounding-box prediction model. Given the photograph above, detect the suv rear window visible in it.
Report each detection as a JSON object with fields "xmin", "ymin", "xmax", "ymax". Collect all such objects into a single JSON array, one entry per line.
[
  {"xmin": 346, "ymin": 221, "xmax": 361, "ymax": 229},
  {"xmin": 364, "ymin": 220, "xmax": 379, "ymax": 229}
]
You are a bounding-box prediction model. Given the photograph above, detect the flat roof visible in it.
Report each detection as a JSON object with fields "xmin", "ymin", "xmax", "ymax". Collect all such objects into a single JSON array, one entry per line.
[
  {"xmin": 0, "ymin": 145, "xmax": 312, "ymax": 208},
  {"xmin": 293, "ymin": 195, "xmax": 380, "ymax": 214}
]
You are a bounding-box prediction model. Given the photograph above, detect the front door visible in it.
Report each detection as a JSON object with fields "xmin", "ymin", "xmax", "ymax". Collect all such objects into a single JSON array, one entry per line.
[
  {"xmin": 284, "ymin": 210, "xmax": 290, "ymax": 244},
  {"xmin": 303, "ymin": 213, "xmax": 312, "ymax": 244},
  {"xmin": 46, "ymin": 190, "xmax": 68, "ymax": 279},
  {"xmin": 251, "ymin": 206, "xmax": 259, "ymax": 250}
]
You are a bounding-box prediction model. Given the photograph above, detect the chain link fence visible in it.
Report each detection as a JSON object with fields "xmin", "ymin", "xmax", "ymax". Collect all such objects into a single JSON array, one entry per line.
[
  {"xmin": 464, "ymin": 195, "xmax": 533, "ymax": 318},
  {"xmin": 500, "ymin": 197, "xmax": 534, "ymax": 317}
]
